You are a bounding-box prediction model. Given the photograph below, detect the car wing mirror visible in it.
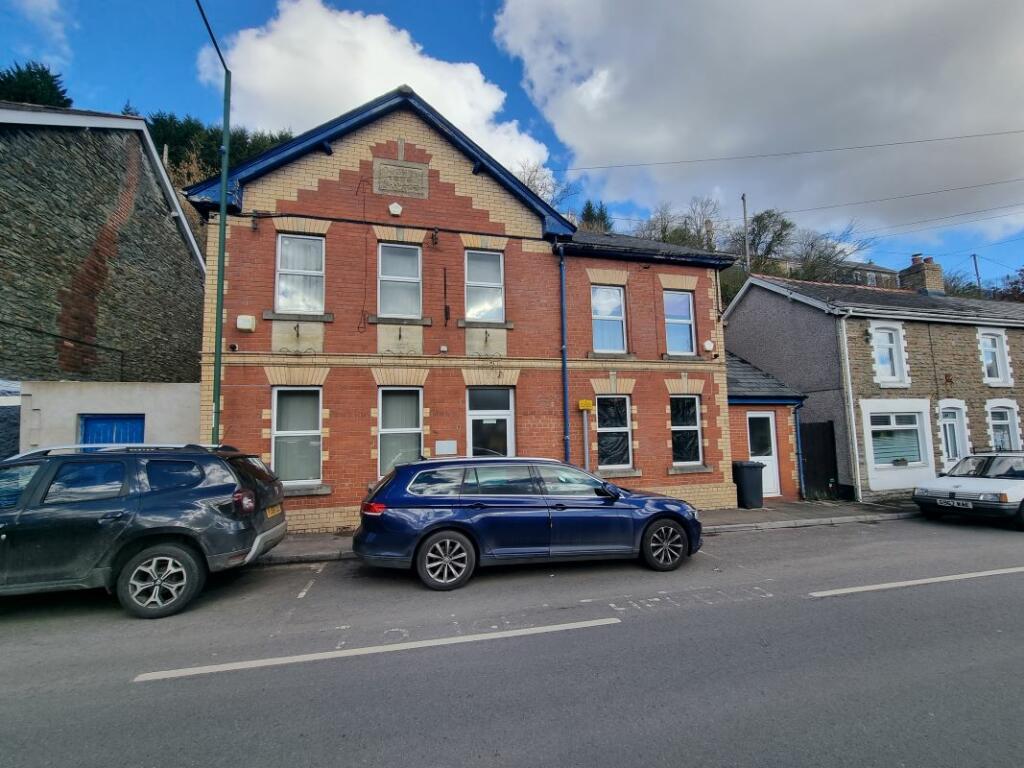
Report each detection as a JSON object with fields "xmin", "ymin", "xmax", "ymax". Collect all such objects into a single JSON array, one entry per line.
[{"xmin": 597, "ymin": 482, "xmax": 620, "ymax": 499}]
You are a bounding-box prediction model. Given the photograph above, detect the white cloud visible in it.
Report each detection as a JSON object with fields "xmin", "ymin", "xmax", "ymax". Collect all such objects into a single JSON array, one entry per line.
[
  {"xmin": 495, "ymin": 0, "xmax": 1024, "ymax": 249},
  {"xmin": 11, "ymin": 0, "xmax": 72, "ymax": 68},
  {"xmin": 198, "ymin": 0, "xmax": 550, "ymax": 174}
]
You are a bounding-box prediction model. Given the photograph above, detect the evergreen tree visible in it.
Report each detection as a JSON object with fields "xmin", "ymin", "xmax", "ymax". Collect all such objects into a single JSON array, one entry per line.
[
  {"xmin": 579, "ymin": 199, "xmax": 613, "ymax": 232},
  {"xmin": 0, "ymin": 61, "xmax": 72, "ymax": 107}
]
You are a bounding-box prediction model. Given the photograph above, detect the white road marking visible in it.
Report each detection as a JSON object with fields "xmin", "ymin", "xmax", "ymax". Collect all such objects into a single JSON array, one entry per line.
[
  {"xmin": 295, "ymin": 563, "xmax": 327, "ymax": 599},
  {"xmin": 134, "ymin": 618, "xmax": 622, "ymax": 683},
  {"xmin": 810, "ymin": 566, "xmax": 1024, "ymax": 598}
]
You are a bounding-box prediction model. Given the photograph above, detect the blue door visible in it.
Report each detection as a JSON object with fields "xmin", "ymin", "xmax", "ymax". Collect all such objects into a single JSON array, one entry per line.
[{"xmin": 79, "ymin": 414, "xmax": 145, "ymax": 444}]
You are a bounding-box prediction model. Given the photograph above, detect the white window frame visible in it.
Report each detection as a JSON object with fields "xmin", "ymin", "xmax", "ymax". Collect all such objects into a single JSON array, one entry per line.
[
  {"xmin": 377, "ymin": 387, "xmax": 423, "ymax": 477},
  {"xmin": 591, "ymin": 285, "xmax": 627, "ymax": 353},
  {"xmin": 271, "ymin": 387, "xmax": 323, "ymax": 486},
  {"xmin": 985, "ymin": 398, "xmax": 1022, "ymax": 451},
  {"xmin": 977, "ymin": 327, "xmax": 1014, "ymax": 386},
  {"xmin": 466, "ymin": 388, "xmax": 516, "ymax": 457},
  {"xmin": 865, "ymin": 272, "xmax": 878, "ymax": 287},
  {"xmin": 936, "ymin": 398, "xmax": 971, "ymax": 471},
  {"xmin": 664, "ymin": 290, "xmax": 697, "ymax": 356},
  {"xmin": 596, "ymin": 394, "xmax": 633, "ymax": 470},
  {"xmin": 377, "ymin": 242, "xmax": 422, "ymax": 319},
  {"xmin": 669, "ymin": 395, "xmax": 703, "ymax": 466},
  {"xmin": 868, "ymin": 411, "xmax": 926, "ymax": 469},
  {"xmin": 464, "ymin": 250, "xmax": 505, "ymax": 322},
  {"xmin": 869, "ymin": 320, "xmax": 910, "ymax": 387},
  {"xmin": 275, "ymin": 234, "xmax": 325, "ymax": 314}
]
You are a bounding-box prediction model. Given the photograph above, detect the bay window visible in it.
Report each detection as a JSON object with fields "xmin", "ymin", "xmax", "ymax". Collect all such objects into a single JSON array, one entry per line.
[{"xmin": 276, "ymin": 235, "xmax": 324, "ymax": 314}]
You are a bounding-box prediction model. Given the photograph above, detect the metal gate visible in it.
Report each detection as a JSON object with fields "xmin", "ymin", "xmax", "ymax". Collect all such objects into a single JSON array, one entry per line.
[{"xmin": 799, "ymin": 420, "xmax": 840, "ymax": 499}]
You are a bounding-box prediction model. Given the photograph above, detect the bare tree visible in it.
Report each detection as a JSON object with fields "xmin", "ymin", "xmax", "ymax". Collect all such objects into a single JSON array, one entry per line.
[
  {"xmin": 632, "ymin": 196, "xmax": 722, "ymax": 250},
  {"xmin": 513, "ymin": 159, "xmax": 581, "ymax": 210},
  {"xmin": 632, "ymin": 202, "xmax": 679, "ymax": 241}
]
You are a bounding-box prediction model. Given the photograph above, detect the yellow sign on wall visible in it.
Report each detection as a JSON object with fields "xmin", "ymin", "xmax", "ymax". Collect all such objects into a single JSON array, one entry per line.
[{"xmin": 577, "ymin": 399, "xmax": 594, "ymax": 411}]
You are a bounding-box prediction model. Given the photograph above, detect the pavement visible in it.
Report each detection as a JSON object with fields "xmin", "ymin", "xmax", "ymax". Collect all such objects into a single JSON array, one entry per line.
[
  {"xmin": 4, "ymin": 516, "xmax": 1024, "ymax": 767},
  {"xmin": 257, "ymin": 498, "xmax": 921, "ymax": 565}
]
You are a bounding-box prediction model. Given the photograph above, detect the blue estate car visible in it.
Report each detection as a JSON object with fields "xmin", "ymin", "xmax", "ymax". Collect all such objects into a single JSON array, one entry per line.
[{"xmin": 353, "ymin": 457, "xmax": 702, "ymax": 590}]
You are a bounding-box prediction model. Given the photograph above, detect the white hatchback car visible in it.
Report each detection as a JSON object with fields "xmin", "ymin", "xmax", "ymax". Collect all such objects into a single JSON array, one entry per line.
[{"xmin": 913, "ymin": 453, "xmax": 1024, "ymax": 529}]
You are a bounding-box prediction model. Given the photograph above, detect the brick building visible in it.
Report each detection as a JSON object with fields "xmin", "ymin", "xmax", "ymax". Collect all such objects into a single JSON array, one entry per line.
[
  {"xmin": 185, "ymin": 86, "xmax": 739, "ymax": 532},
  {"xmin": 726, "ymin": 353, "xmax": 804, "ymax": 501},
  {"xmin": 725, "ymin": 257, "xmax": 1024, "ymax": 500},
  {"xmin": 0, "ymin": 102, "xmax": 205, "ymax": 455}
]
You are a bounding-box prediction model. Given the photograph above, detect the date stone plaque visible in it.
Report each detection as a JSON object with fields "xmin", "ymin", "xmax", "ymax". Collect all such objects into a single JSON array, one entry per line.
[{"xmin": 373, "ymin": 158, "xmax": 429, "ymax": 199}]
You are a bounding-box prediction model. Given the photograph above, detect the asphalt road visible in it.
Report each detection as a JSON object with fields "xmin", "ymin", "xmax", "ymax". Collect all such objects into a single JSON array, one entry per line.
[{"xmin": 3, "ymin": 517, "xmax": 1024, "ymax": 768}]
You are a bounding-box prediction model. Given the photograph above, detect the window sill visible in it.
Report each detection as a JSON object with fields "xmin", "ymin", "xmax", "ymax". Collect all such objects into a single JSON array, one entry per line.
[
  {"xmin": 877, "ymin": 381, "xmax": 911, "ymax": 389},
  {"xmin": 457, "ymin": 319, "xmax": 515, "ymax": 329},
  {"xmin": 661, "ymin": 353, "xmax": 701, "ymax": 362},
  {"xmin": 983, "ymin": 380, "xmax": 1014, "ymax": 388},
  {"xmin": 587, "ymin": 352, "xmax": 636, "ymax": 360},
  {"xmin": 597, "ymin": 468, "xmax": 642, "ymax": 479},
  {"xmin": 282, "ymin": 484, "xmax": 333, "ymax": 497},
  {"xmin": 263, "ymin": 311, "xmax": 334, "ymax": 323},
  {"xmin": 668, "ymin": 464, "xmax": 711, "ymax": 475},
  {"xmin": 368, "ymin": 315, "xmax": 432, "ymax": 326}
]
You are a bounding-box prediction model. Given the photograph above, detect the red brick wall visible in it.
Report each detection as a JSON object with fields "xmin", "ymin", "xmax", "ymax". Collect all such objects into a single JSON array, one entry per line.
[{"xmin": 728, "ymin": 404, "xmax": 801, "ymax": 500}]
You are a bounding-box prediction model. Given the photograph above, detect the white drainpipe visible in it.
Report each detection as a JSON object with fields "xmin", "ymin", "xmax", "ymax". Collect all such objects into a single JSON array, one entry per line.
[{"xmin": 837, "ymin": 310, "xmax": 863, "ymax": 501}]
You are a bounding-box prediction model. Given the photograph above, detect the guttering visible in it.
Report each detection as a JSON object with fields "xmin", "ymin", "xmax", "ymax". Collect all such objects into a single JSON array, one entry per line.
[
  {"xmin": 727, "ymin": 395, "xmax": 805, "ymax": 406},
  {"xmin": 558, "ymin": 242, "xmax": 570, "ymax": 462},
  {"xmin": 837, "ymin": 309, "xmax": 863, "ymax": 501}
]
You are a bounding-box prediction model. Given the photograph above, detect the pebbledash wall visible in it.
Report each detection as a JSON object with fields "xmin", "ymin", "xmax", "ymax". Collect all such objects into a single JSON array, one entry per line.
[
  {"xmin": 0, "ymin": 123, "xmax": 203, "ymax": 383},
  {"xmin": 197, "ymin": 106, "xmax": 736, "ymax": 533},
  {"xmin": 843, "ymin": 317, "xmax": 1024, "ymax": 500},
  {"xmin": 728, "ymin": 404, "xmax": 800, "ymax": 501}
]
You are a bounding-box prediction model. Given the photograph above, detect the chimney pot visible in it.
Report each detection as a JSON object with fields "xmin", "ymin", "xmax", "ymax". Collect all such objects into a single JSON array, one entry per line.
[
  {"xmin": 910, "ymin": 253, "xmax": 923, "ymax": 265},
  {"xmin": 923, "ymin": 256, "xmax": 934, "ymax": 264}
]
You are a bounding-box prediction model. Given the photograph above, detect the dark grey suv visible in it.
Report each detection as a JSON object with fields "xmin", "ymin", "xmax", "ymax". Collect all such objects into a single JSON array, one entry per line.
[{"xmin": 0, "ymin": 444, "xmax": 286, "ymax": 618}]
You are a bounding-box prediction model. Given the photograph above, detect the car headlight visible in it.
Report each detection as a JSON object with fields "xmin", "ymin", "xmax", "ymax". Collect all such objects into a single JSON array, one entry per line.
[
  {"xmin": 978, "ymin": 493, "xmax": 1009, "ymax": 503},
  {"xmin": 913, "ymin": 487, "xmax": 931, "ymax": 496}
]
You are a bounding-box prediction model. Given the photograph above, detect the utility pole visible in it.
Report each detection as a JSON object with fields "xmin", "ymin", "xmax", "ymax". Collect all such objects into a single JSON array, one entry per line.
[
  {"xmin": 971, "ymin": 253, "xmax": 982, "ymax": 290},
  {"xmin": 741, "ymin": 193, "xmax": 750, "ymax": 271},
  {"xmin": 196, "ymin": 0, "xmax": 231, "ymax": 445}
]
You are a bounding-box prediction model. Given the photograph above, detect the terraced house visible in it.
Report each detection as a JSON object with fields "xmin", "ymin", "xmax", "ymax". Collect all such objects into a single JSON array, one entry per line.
[
  {"xmin": 185, "ymin": 86, "xmax": 738, "ymax": 533},
  {"xmin": 725, "ymin": 256, "xmax": 1024, "ymax": 501}
]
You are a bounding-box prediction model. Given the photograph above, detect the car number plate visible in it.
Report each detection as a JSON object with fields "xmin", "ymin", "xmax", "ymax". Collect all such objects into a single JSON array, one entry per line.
[
  {"xmin": 266, "ymin": 503, "xmax": 283, "ymax": 517},
  {"xmin": 937, "ymin": 498, "xmax": 972, "ymax": 509}
]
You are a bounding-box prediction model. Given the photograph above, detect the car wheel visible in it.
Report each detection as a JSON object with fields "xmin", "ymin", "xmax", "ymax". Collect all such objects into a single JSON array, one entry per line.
[
  {"xmin": 116, "ymin": 543, "xmax": 206, "ymax": 619},
  {"xmin": 416, "ymin": 530, "xmax": 476, "ymax": 591},
  {"xmin": 642, "ymin": 519, "xmax": 689, "ymax": 571}
]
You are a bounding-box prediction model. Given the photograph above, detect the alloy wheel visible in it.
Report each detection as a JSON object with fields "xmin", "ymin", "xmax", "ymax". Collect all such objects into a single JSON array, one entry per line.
[
  {"xmin": 650, "ymin": 525, "xmax": 684, "ymax": 566},
  {"xmin": 424, "ymin": 538, "xmax": 469, "ymax": 584},
  {"xmin": 128, "ymin": 556, "xmax": 188, "ymax": 609}
]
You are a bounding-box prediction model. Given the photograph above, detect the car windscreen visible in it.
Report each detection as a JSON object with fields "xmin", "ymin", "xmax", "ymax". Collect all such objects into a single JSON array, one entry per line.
[{"xmin": 946, "ymin": 456, "xmax": 988, "ymax": 477}]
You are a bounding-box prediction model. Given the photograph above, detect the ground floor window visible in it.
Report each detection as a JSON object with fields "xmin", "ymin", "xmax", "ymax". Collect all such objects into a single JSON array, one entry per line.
[
  {"xmin": 272, "ymin": 388, "xmax": 322, "ymax": 484},
  {"xmin": 987, "ymin": 402, "xmax": 1021, "ymax": 450},
  {"xmin": 596, "ymin": 395, "xmax": 632, "ymax": 469},
  {"xmin": 869, "ymin": 412, "xmax": 923, "ymax": 467},
  {"xmin": 379, "ymin": 388, "xmax": 423, "ymax": 475},
  {"xmin": 467, "ymin": 388, "xmax": 515, "ymax": 457},
  {"xmin": 670, "ymin": 396, "xmax": 702, "ymax": 465}
]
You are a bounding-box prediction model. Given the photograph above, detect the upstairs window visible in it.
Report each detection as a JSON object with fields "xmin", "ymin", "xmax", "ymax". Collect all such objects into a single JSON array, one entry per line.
[
  {"xmin": 591, "ymin": 285, "xmax": 626, "ymax": 353},
  {"xmin": 465, "ymin": 251, "xmax": 505, "ymax": 322},
  {"xmin": 978, "ymin": 329, "xmax": 1012, "ymax": 385},
  {"xmin": 596, "ymin": 395, "xmax": 632, "ymax": 469},
  {"xmin": 276, "ymin": 235, "xmax": 325, "ymax": 314},
  {"xmin": 664, "ymin": 291, "xmax": 696, "ymax": 355},
  {"xmin": 378, "ymin": 243, "xmax": 422, "ymax": 318},
  {"xmin": 870, "ymin": 322, "xmax": 909, "ymax": 386}
]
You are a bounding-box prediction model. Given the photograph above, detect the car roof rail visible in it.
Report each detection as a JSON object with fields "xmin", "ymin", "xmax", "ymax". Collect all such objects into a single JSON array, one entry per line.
[{"xmin": 4, "ymin": 443, "xmax": 220, "ymax": 461}]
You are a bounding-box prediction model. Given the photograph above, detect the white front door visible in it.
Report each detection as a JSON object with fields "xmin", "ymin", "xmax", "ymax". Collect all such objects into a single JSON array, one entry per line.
[{"xmin": 747, "ymin": 412, "xmax": 781, "ymax": 497}]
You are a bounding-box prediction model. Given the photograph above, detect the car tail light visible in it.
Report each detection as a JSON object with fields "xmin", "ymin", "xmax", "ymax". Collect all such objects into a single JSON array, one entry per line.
[
  {"xmin": 233, "ymin": 489, "xmax": 257, "ymax": 515},
  {"xmin": 361, "ymin": 501, "xmax": 387, "ymax": 516}
]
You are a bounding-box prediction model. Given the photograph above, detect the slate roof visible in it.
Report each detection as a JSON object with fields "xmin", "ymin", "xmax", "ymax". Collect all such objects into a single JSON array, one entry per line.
[
  {"xmin": 184, "ymin": 85, "xmax": 574, "ymax": 237},
  {"xmin": 562, "ymin": 230, "xmax": 737, "ymax": 269},
  {"xmin": 749, "ymin": 275, "xmax": 1024, "ymax": 325},
  {"xmin": 726, "ymin": 353, "xmax": 804, "ymax": 401}
]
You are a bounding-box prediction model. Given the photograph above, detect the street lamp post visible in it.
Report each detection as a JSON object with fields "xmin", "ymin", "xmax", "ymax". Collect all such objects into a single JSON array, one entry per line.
[{"xmin": 195, "ymin": 0, "xmax": 231, "ymax": 445}]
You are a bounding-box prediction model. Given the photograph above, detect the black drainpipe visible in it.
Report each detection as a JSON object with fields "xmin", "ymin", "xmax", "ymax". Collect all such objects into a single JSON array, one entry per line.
[{"xmin": 558, "ymin": 242, "xmax": 570, "ymax": 462}]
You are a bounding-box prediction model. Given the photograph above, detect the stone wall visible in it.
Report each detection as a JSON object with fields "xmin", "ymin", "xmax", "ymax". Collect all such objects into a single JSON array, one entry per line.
[{"xmin": 0, "ymin": 125, "xmax": 203, "ymax": 383}]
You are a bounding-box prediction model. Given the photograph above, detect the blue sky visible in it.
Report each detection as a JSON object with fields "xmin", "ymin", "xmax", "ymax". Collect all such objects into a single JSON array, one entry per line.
[{"xmin": 3, "ymin": 0, "xmax": 1021, "ymax": 284}]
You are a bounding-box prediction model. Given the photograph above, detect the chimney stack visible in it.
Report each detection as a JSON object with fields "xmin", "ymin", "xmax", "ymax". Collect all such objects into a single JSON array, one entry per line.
[{"xmin": 899, "ymin": 254, "xmax": 945, "ymax": 295}]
